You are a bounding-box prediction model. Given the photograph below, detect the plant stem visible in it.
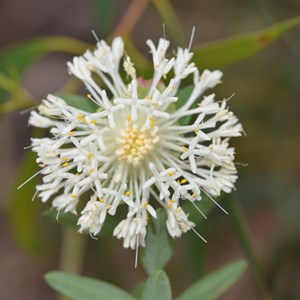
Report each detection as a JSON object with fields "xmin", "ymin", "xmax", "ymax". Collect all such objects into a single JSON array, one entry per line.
[
  {"xmin": 112, "ymin": 0, "xmax": 150, "ymax": 38},
  {"xmin": 228, "ymin": 194, "xmax": 273, "ymax": 300},
  {"xmin": 59, "ymin": 226, "xmax": 86, "ymax": 300}
]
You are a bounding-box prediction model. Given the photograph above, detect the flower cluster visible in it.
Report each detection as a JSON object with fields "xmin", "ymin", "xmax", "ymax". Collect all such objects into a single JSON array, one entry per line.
[{"xmin": 29, "ymin": 37, "xmax": 243, "ymax": 249}]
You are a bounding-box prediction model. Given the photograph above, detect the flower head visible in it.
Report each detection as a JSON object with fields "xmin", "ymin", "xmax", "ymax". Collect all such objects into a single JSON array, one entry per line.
[{"xmin": 29, "ymin": 36, "xmax": 243, "ymax": 249}]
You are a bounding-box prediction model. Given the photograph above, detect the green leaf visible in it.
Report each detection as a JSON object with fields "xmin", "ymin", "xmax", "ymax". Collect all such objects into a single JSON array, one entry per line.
[
  {"xmin": 45, "ymin": 271, "xmax": 136, "ymax": 300},
  {"xmin": 141, "ymin": 209, "xmax": 175, "ymax": 274},
  {"xmin": 92, "ymin": 0, "xmax": 117, "ymax": 38},
  {"xmin": 192, "ymin": 16, "xmax": 300, "ymax": 69},
  {"xmin": 8, "ymin": 150, "xmax": 43, "ymax": 256},
  {"xmin": 56, "ymin": 92, "xmax": 99, "ymax": 113},
  {"xmin": 152, "ymin": 0, "xmax": 185, "ymax": 46},
  {"xmin": 44, "ymin": 210, "xmax": 78, "ymax": 227},
  {"xmin": 175, "ymin": 85, "xmax": 194, "ymax": 125},
  {"xmin": 132, "ymin": 280, "xmax": 146, "ymax": 299},
  {"xmin": 142, "ymin": 270, "xmax": 172, "ymax": 300},
  {"xmin": 45, "ymin": 208, "xmax": 120, "ymax": 237},
  {"xmin": 182, "ymin": 193, "xmax": 226, "ymax": 225},
  {"xmin": 0, "ymin": 36, "xmax": 92, "ymax": 103},
  {"xmin": 177, "ymin": 259, "xmax": 247, "ymax": 300}
]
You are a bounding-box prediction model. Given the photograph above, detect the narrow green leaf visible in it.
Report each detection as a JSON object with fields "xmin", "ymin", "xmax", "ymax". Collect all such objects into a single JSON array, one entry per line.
[
  {"xmin": 56, "ymin": 92, "xmax": 99, "ymax": 113},
  {"xmin": 0, "ymin": 36, "xmax": 92, "ymax": 102},
  {"xmin": 182, "ymin": 193, "xmax": 227, "ymax": 225},
  {"xmin": 175, "ymin": 85, "xmax": 194, "ymax": 125},
  {"xmin": 177, "ymin": 259, "xmax": 247, "ymax": 300},
  {"xmin": 192, "ymin": 16, "xmax": 300, "ymax": 69},
  {"xmin": 152, "ymin": 0, "xmax": 186, "ymax": 46},
  {"xmin": 142, "ymin": 270, "xmax": 172, "ymax": 300},
  {"xmin": 8, "ymin": 150, "xmax": 43, "ymax": 256},
  {"xmin": 45, "ymin": 271, "xmax": 136, "ymax": 300},
  {"xmin": 44, "ymin": 210, "xmax": 78, "ymax": 227},
  {"xmin": 141, "ymin": 209, "xmax": 175, "ymax": 274},
  {"xmin": 92, "ymin": 0, "xmax": 117, "ymax": 38}
]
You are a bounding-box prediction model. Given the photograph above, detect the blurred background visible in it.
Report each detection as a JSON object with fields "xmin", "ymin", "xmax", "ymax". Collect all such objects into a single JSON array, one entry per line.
[{"xmin": 0, "ymin": 0, "xmax": 300, "ymax": 299}]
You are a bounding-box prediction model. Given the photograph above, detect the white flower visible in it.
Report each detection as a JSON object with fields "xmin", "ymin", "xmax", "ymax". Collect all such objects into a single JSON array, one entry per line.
[{"xmin": 27, "ymin": 36, "xmax": 243, "ymax": 249}]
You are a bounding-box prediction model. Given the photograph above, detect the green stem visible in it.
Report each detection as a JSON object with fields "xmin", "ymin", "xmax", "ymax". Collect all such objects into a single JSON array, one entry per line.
[
  {"xmin": 59, "ymin": 226, "xmax": 86, "ymax": 300},
  {"xmin": 228, "ymin": 194, "xmax": 273, "ymax": 300}
]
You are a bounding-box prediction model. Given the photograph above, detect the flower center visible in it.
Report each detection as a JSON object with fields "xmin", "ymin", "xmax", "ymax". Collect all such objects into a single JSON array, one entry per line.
[{"xmin": 115, "ymin": 121, "xmax": 160, "ymax": 166}]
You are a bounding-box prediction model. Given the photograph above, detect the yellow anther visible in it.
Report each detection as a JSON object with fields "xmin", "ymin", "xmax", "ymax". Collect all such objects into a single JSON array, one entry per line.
[
  {"xmin": 182, "ymin": 146, "xmax": 189, "ymax": 152},
  {"xmin": 181, "ymin": 179, "xmax": 188, "ymax": 184},
  {"xmin": 87, "ymin": 94, "xmax": 92, "ymax": 99},
  {"xmin": 127, "ymin": 115, "xmax": 132, "ymax": 122},
  {"xmin": 152, "ymin": 102, "xmax": 158, "ymax": 107},
  {"xmin": 99, "ymin": 198, "xmax": 105, "ymax": 203},
  {"xmin": 38, "ymin": 163, "xmax": 46, "ymax": 168},
  {"xmin": 143, "ymin": 201, "xmax": 148, "ymax": 208},
  {"xmin": 69, "ymin": 131, "xmax": 76, "ymax": 136},
  {"xmin": 61, "ymin": 157, "xmax": 69, "ymax": 161},
  {"xmin": 192, "ymin": 193, "xmax": 196, "ymax": 198},
  {"xmin": 90, "ymin": 119, "xmax": 97, "ymax": 124},
  {"xmin": 87, "ymin": 153, "xmax": 93, "ymax": 160},
  {"xmin": 89, "ymin": 168, "xmax": 95, "ymax": 174},
  {"xmin": 169, "ymin": 199, "xmax": 176, "ymax": 203},
  {"xmin": 77, "ymin": 114, "xmax": 86, "ymax": 123},
  {"xmin": 149, "ymin": 116, "xmax": 155, "ymax": 121},
  {"xmin": 167, "ymin": 203, "xmax": 172, "ymax": 209},
  {"xmin": 94, "ymin": 203, "xmax": 100, "ymax": 208},
  {"xmin": 194, "ymin": 129, "xmax": 199, "ymax": 133},
  {"xmin": 62, "ymin": 162, "xmax": 69, "ymax": 167},
  {"xmin": 116, "ymin": 120, "xmax": 159, "ymax": 165},
  {"xmin": 71, "ymin": 194, "xmax": 77, "ymax": 199},
  {"xmin": 125, "ymin": 190, "xmax": 131, "ymax": 196},
  {"xmin": 168, "ymin": 171, "xmax": 175, "ymax": 176},
  {"xmin": 145, "ymin": 95, "xmax": 152, "ymax": 100},
  {"xmin": 176, "ymin": 208, "xmax": 182, "ymax": 213}
]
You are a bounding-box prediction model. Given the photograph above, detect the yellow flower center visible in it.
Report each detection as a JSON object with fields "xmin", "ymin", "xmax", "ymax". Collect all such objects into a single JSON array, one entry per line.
[{"xmin": 115, "ymin": 120, "xmax": 159, "ymax": 166}]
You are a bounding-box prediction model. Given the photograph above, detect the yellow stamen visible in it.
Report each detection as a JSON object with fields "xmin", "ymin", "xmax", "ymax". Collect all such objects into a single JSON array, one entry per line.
[
  {"xmin": 143, "ymin": 201, "xmax": 148, "ymax": 208},
  {"xmin": 181, "ymin": 179, "xmax": 188, "ymax": 184},
  {"xmin": 69, "ymin": 131, "xmax": 76, "ymax": 136},
  {"xmin": 89, "ymin": 168, "xmax": 95, "ymax": 174},
  {"xmin": 176, "ymin": 208, "xmax": 181, "ymax": 213},
  {"xmin": 169, "ymin": 199, "xmax": 176, "ymax": 203},
  {"xmin": 127, "ymin": 115, "xmax": 132, "ymax": 122},
  {"xmin": 125, "ymin": 190, "xmax": 131, "ymax": 196},
  {"xmin": 99, "ymin": 198, "xmax": 105, "ymax": 203},
  {"xmin": 182, "ymin": 146, "xmax": 189, "ymax": 152},
  {"xmin": 62, "ymin": 162, "xmax": 69, "ymax": 167},
  {"xmin": 90, "ymin": 119, "xmax": 97, "ymax": 124},
  {"xmin": 71, "ymin": 194, "xmax": 77, "ymax": 199},
  {"xmin": 145, "ymin": 96, "xmax": 152, "ymax": 100},
  {"xmin": 61, "ymin": 157, "xmax": 69, "ymax": 161},
  {"xmin": 168, "ymin": 171, "xmax": 175, "ymax": 176},
  {"xmin": 77, "ymin": 114, "xmax": 86, "ymax": 123},
  {"xmin": 87, "ymin": 153, "xmax": 93, "ymax": 160}
]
